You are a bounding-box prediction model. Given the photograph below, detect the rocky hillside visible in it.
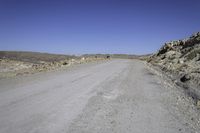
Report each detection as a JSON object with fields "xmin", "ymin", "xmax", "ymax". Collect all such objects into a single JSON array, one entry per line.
[{"xmin": 148, "ymin": 32, "xmax": 200, "ymax": 99}]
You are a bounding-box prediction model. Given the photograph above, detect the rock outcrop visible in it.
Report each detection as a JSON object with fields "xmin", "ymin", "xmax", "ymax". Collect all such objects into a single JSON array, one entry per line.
[{"xmin": 148, "ymin": 32, "xmax": 200, "ymax": 100}]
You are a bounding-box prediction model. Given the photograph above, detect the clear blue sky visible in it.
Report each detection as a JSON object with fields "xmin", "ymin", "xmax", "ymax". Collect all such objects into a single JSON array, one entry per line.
[{"xmin": 0, "ymin": 0, "xmax": 200, "ymax": 55}]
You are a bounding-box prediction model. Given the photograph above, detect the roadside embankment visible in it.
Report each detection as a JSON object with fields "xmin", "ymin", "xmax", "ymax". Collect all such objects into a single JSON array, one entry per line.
[
  {"xmin": 146, "ymin": 32, "xmax": 200, "ymax": 107},
  {"xmin": 0, "ymin": 52, "xmax": 110, "ymax": 79}
]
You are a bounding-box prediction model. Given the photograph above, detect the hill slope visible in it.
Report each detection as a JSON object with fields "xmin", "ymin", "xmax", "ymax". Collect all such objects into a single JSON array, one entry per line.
[{"xmin": 148, "ymin": 32, "xmax": 200, "ymax": 100}]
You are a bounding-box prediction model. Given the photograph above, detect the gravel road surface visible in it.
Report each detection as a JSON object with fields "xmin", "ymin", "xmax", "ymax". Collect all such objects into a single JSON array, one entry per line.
[{"xmin": 0, "ymin": 59, "xmax": 199, "ymax": 133}]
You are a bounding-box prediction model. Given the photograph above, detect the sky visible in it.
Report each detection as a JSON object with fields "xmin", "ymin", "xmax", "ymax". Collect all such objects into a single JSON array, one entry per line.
[{"xmin": 0, "ymin": 0, "xmax": 200, "ymax": 55}]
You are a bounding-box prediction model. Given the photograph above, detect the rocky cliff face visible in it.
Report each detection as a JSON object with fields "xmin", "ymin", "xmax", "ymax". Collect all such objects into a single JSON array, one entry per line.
[{"xmin": 148, "ymin": 32, "xmax": 200, "ymax": 90}]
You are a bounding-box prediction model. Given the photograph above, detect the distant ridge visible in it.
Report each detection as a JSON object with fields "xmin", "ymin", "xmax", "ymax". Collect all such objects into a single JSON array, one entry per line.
[{"xmin": 0, "ymin": 51, "xmax": 77, "ymax": 64}]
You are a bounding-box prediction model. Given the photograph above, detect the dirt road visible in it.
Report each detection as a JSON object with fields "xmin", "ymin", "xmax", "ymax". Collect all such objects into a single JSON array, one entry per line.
[{"xmin": 0, "ymin": 59, "xmax": 199, "ymax": 133}]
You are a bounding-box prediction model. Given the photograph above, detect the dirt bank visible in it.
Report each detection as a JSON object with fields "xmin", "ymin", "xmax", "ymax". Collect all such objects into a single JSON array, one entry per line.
[{"xmin": 147, "ymin": 32, "xmax": 200, "ymax": 105}]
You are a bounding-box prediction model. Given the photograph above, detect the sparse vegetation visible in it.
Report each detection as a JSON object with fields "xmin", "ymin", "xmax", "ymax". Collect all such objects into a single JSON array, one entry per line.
[{"xmin": 0, "ymin": 51, "xmax": 110, "ymax": 79}]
